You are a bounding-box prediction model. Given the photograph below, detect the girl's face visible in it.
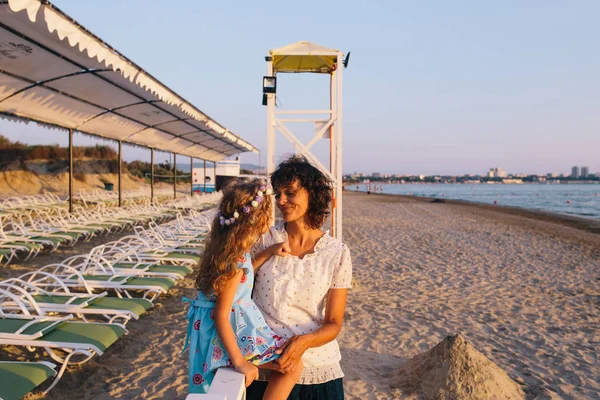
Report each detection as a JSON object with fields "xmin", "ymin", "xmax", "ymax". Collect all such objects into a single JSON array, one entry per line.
[{"xmin": 275, "ymin": 180, "xmax": 310, "ymax": 224}]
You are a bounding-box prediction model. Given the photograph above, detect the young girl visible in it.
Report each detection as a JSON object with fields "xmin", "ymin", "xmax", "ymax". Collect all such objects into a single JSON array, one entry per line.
[{"xmin": 183, "ymin": 179, "xmax": 301, "ymax": 399}]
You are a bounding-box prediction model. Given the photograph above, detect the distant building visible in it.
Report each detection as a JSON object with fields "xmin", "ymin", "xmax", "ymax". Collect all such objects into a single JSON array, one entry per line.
[
  {"xmin": 487, "ymin": 167, "xmax": 507, "ymax": 178},
  {"xmin": 547, "ymin": 173, "xmax": 557, "ymax": 178},
  {"xmin": 372, "ymin": 172, "xmax": 381, "ymax": 178},
  {"xmin": 581, "ymin": 166, "xmax": 589, "ymax": 178},
  {"xmin": 571, "ymin": 166, "xmax": 580, "ymax": 178}
]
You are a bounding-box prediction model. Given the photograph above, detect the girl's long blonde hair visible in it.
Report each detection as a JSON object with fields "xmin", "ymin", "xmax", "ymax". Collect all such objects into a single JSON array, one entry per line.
[{"xmin": 195, "ymin": 179, "xmax": 272, "ymax": 296}]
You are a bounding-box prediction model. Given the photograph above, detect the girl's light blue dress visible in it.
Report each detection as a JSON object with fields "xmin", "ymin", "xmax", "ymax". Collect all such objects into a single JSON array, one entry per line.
[{"xmin": 183, "ymin": 253, "xmax": 283, "ymax": 393}]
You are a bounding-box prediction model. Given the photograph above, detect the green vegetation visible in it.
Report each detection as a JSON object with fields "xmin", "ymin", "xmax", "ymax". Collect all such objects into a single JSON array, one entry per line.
[
  {"xmin": 124, "ymin": 160, "xmax": 188, "ymax": 183},
  {"xmin": 0, "ymin": 134, "xmax": 118, "ymax": 160},
  {"xmin": 0, "ymin": 135, "xmax": 190, "ymax": 182}
]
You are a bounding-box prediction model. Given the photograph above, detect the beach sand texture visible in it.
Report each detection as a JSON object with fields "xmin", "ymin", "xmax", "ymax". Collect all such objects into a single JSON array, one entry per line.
[
  {"xmin": 340, "ymin": 192, "xmax": 599, "ymax": 399},
  {"xmin": 3, "ymin": 192, "xmax": 598, "ymax": 399}
]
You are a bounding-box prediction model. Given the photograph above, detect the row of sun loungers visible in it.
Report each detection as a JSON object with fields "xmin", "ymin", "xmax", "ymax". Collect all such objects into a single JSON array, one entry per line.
[
  {"xmin": 0, "ymin": 193, "xmax": 66, "ymax": 220},
  {"xmin": 75, "ymin": 188, "xmax": 176, "ymax": 208},
  {"xmin": 0, "ymin": 195, "xmax": 220, "ymax": 399},
  {"xmin": 0, "ymin": 196, "xmax": 199, "ymax": 265}
]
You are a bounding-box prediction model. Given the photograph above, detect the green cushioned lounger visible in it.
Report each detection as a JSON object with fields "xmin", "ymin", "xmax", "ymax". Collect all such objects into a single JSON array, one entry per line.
[
  {"xmin": 111, "ymin": 262, "xmax": 192, "ymax": 278},
  {"xmin": 40, "ymin": 321, "xmax": 126, "ymax": 353},
  {"xmin": 31, "ymin": 236, "xmax": 68, "ymax": 245},
  {"xmin": 86, "ymin": 297, "xmax": 152, "ymax": 317},
  {"xmin": 4, "ymin": 242, "xmax": 43, "ymax": 251},
  {"xmin": 80, "ymin": 275, "xmax": 176, "ymax": 292},
  {"xmin": 0, "ymin": 361, "xmax": 56, "ymax": 400},
  {"xmin": 165, "ymin": 252, "xmax": 200, "ymax": 263},
  {"xmin": 29, "ymin": 295, "xmax": 152, "ymax": 318},
  {"xmin": 0, "ymin": 318, "xmax": 64, "ymax": 339},
  {"xmin": 146, "ymin": 264, "xmax": 192, "ymax": 277}
]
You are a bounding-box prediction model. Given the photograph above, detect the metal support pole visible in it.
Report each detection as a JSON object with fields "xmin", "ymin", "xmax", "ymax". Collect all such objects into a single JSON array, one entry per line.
[
  {"xmin": 68, "ymin": 128, "xmax": 73, "ymax": 213},
  {"xmin": 330, "ymin": 72, "xmax": 336, "ymax": 237},
  {"xmin": 336, "ymin": 53, "xmax": 344, "ymax": 241},
  {"xmin": 214, "ymin": 162, "xmax": 217, "ymax": 192},
  {"xmin": 203, "ymin": 160, "xmax": 206, "ymax": 193},
  {"xmin": 150, "ymin": 148, "xmax": 154, "ymax": 205},
  {"xmin": 190, "ymin": 157, "xmax": 193, "ymax": 196},
  {"xmin": 266, "ymin": 57, "xmax": 276, "ymax": 223},
  {"xmin": 266, "ymin": 57, "xmax": 275, "ymax": 176},
  {"xmin": 118, "ymin": 140, "xmax": 122, "ymax": 207},
  {"xmin": 173, "ymin": 153, "xmax": 177, "ymax": 199}
]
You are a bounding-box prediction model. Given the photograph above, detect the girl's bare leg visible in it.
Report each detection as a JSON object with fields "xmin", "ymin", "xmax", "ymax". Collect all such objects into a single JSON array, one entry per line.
[{"xmin": 262, "ymin": 361, "xmax": 303, "ymax": 400}]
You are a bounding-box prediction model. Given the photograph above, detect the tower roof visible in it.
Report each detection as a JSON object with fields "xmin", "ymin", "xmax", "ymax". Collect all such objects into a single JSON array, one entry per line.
[{"xmin": 269, "ymin": 41, "xmax": 343, "ymax": 74}]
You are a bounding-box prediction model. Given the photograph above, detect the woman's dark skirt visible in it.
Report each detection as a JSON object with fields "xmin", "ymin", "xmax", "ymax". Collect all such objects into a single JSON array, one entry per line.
[{"xmin": 246, "ymin": 378, "xmax": 344, "ymax": 400}]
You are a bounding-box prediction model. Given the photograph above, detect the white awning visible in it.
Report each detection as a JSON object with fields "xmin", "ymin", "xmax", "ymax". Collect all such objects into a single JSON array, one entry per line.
[{"xmin": 0, "ymin": 0, "xmax": 258, "ymax": 161}]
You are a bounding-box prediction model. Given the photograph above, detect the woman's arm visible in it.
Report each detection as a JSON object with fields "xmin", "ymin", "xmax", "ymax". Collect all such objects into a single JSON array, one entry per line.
[
  {"xmin": 251, "ymin": 241, "xmax": 290, "ymax": 272},
  {"xmin": 213, "ymin": 270, "xmax": 258, "ymax": 386},
  {"xmin": 274, "ymin": 288, "xmax": 348, "ymax": 373}
]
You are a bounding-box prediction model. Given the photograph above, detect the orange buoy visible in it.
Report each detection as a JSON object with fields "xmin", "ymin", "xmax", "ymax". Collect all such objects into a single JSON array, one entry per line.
[{"xmin": 567, "ymin": 200, "xmax": 571, "ymax": 204}]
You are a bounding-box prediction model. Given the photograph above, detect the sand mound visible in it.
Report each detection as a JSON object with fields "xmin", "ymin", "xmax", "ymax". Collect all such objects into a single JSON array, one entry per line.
[{"xmin": 391, "ymin": 334, "xmax": 525, "ymax": 400}]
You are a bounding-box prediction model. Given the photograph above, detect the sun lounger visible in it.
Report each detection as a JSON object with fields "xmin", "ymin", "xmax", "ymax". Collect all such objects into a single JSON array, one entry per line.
[
  {"xmin": 24, "ymin": 264, "xmax": 176, "ymax": 302},
  {"xmin": 63, "ymin": 252, "xmax": 193, "ymax": 281},
  {"xmin": 0, "ymin": 314, "xmax": 126, "ymax": 394},
  {"xmin": 0, "ymin": 361, "xmax": 57, "ymax": 400},
  {"xmin": 0, "ymin": 278, "xmax": 153, "ymax": 324}
]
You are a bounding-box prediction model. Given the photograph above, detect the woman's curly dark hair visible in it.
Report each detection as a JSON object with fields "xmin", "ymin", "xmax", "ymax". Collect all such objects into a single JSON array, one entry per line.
[{"xmin": 271, "ymin": 155, "xmax": 332, "ymax": 229}]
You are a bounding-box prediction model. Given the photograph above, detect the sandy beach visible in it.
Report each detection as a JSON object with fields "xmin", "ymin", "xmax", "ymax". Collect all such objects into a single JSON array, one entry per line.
[
  {"xmin": 340, "ymin": 192, "xmax": 599, "ymax": 399},
  {"xmin": 3, "ymin": 192, "xmax": 599, "ymax": 399}
]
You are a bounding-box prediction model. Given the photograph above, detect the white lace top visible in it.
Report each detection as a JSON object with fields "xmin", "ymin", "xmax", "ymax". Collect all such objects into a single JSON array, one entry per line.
[{"xmin": 251, "ymin": 223, "xmax": 353, "ymax": 384}]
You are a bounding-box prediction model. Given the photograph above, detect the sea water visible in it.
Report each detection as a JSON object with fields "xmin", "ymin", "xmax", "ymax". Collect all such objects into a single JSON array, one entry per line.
[{"xmin": 349, "ymin": 183, "xmax": 600, "ymax": 219}]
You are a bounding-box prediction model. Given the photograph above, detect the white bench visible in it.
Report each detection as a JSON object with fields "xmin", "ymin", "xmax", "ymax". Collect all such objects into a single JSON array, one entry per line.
[{"xmin": 186, "ymin": 367, "xmax": 246, "ymax": 400}]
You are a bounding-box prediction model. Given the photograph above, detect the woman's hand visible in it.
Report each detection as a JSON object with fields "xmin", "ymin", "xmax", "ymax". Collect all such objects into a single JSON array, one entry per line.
[
  {"xmin": 253, "ymin": 241, "xmax": 290, "ymax": 271},
  {"xmin": 274, "ymin": 334, "xmax": 312, "ymax": 373},
  {"xmin": 270, "ymin": 240, "xmax": 291, "ymax": 257},
  {"xmin": 234, "ymin": 360, "xmax": 259, "ymax": 387}
]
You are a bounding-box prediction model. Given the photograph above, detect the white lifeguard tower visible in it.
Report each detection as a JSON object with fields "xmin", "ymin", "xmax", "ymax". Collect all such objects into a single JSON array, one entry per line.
[{"xmin": 263, "ymin": 41, "xmax": 348, "ymax": 240}]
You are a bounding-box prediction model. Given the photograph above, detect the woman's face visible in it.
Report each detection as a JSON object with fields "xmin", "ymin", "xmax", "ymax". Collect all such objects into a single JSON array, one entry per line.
[{"xmin": 275, "ymin": 180, "xmax": 309, "ymax": 223}]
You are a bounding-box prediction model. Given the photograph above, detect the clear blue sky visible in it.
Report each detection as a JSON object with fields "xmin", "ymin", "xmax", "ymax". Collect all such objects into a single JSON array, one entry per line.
[{"xmin": 2, "ymin": 0, "xmax": 599, "ymax": 176}]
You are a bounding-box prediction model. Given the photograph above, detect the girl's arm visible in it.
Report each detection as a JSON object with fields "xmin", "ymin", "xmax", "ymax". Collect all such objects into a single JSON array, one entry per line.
[
  {"xmin": 251, "ymin": 241, "xmax": 290, "ymax": 272},
  {"xmin": 213, "ymin": 269, "xmax": 258, "ymax": 386},
  {"xmin": 273, "ymin": 288, "xmax": 348, "ymax": 373}
]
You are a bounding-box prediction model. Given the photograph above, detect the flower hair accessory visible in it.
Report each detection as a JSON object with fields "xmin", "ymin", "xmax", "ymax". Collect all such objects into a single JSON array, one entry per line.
[{"xmin": 218, "ymin": 182, "xmax": 272, "ymax": 227}]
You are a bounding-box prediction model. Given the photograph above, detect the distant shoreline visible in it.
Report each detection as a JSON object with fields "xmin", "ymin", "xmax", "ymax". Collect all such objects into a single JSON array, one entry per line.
[{"xmin": 343, "ymin": 190, "xmax": 600, "ymax": 235}]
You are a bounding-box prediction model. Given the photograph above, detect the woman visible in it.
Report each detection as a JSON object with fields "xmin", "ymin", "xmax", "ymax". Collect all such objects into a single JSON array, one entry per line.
[{"xmin": 249, "ymin": 155, "xmax": 352, "ymax": 399}]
